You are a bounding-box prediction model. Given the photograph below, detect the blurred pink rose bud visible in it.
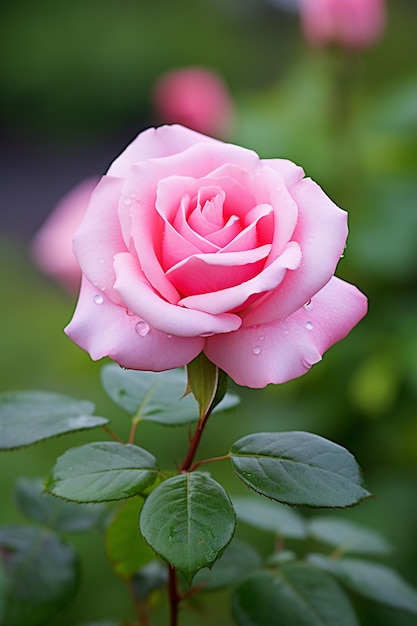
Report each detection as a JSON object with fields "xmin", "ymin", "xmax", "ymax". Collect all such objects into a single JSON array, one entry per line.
[
  {"xmin": 299, "ymin": 0, "xmax": 386, "ymax": 49},
  {"xmin": 31, "ymin": 177, "xmax": 98, "ymax": 293},
  {"xmin": 152, "ymin": 67, "xmax": 235, "ymax": 138}
]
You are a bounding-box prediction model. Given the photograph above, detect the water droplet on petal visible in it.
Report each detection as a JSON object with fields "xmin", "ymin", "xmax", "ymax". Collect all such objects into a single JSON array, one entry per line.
[
  {"xmin": 253, "ymin": 346, "xmax": 262, "ymax": 355},
  {"xmin": 283, "ymin": 329, "xmax": 289, "ymax": 336},
  {"xmin": 123, "ymin": 197, "xmax": 132, "ymax": 206},
  {"xmin": 259, "ymin": 335, "xmax": 265, "ymax": 341},
  {"xmin": 306, "ymin": 321, "xmax": 313, "ymax": 330},
  {"xmin": 94, "ymin": 294, "xmax": 104, "ymax": 305},
  {"xmin": 304, "ymin": 299, "xmax": 313, "ymax": 310},
  {"xmin": 135, "ymin": 321, "xmax": 150, "ymax": 337},
  {"xmin": 125, "ymin": 308, "xmax": 135, "ymax": 316}
]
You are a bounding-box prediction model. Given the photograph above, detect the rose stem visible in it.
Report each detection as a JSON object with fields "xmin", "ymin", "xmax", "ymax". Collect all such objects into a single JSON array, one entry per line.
[
  {"xmin": 179, "ymin": 409, "xmax": 213, "ymax": 473},
  {"xmin": 168, "ymin": 388, "xmax": 217, "ymax": 623},
  {"xmin": 168, "ymin": 566, "xmax": 180, "ymax": 626}
]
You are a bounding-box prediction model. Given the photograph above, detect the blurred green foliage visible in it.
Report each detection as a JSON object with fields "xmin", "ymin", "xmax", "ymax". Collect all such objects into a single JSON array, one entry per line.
[{"xmin": 1, "ymin": 0, "xmax": 417, "ymax": 624}]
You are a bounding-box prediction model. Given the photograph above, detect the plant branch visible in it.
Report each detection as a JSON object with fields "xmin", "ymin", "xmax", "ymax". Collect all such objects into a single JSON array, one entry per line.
[
  {"xmin": 179, "ymin": 411, "xmax": 212, "ymax": 472},
  {"xmin": 187, "ymin": 454, "xmax": 230, "ymax": 473},
  {"xmin": 101, "ymin": 425, "xmax": 124, "ymax": 443},
  {"xmin": 168, "ymin": 565, "xmax": 180, "ymax": 626},
  {"xmin": 128, "ymin": 417, "xmax": 140, "ymax": 444}
]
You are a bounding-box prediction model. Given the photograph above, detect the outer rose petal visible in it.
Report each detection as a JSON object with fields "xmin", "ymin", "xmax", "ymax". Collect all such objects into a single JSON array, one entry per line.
[
  {"xmin": 65, "ymin": 277, "xmax": 204, "ymax": 370},
  {"xmin": 204, "ymin": 276, "xmax": 367, "ymax": 388},
  {"xmin": 108, "ymin": 125, "xmax": 218, "ymax": 177},
  {"xmin": 113, "ymin": 253, "xmax": 242, "ymax": 337},
  {"xmin": 242, "ymin": 177, "xmax": 348, "ymax": 325},
  {"xmin": 73, "ymin": 176, "xmax": 127, "ymax": 304},
  {"xmin": 261, "ymin": 158, "xmax": 305, "ymax": 188}
]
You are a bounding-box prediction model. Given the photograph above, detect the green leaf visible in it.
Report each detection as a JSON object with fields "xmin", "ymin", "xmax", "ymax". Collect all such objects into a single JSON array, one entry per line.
[
  {"xmin": 101, "ymin": 363, "xmax": 238, "ymax": 426},
  {"xmin": 0, "ymin": 391, "xmax": 108, "ymax": 450},
  {"xmin": 105, "ymin": 498, "xmax": 155, "ymax": 578},
  {"xmin": 45, "ymin": 442, "xmax": 158, "ymax": 503},
  {"xmin": 193, "ymin": 538, "xmax": 261, "ymax": 591},
  {"xmin": 101, "ymin": 364, "xmax": 201, "ymax": 426},
  {"xmin": 14, "ymin": 477, "xmax": 107, "ymax": 532},
  {"xmin": 308, "ymin": 554, "xmax": 417, "ymax": 615},
  {"xmin": 230, "ymin": 432, "xmax": 371, "ymax": 508},
  {"xmin": 232, "ymin": 496, "xmax": 306, "ymax": 539},
  {"xmin": 308, "ymin": 516, "xmax": 392, "ymax": 555},
  {"xmin": 139, "ymin": 472, "xmax": 236, "ymax": 584},
  {"xmin": 232, "ymin": 563, "xmax": 359, "ymax": 626},
  {"xmin": 186, "ymin": 353, "xmax": 224, "ymax": 419},
  {"xmin": 0, "ymin": 526, "xmax": 79, "ymax": 626}
]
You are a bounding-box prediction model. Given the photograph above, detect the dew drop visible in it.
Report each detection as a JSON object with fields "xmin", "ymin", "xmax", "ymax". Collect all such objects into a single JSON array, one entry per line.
[
  {"xmin": 123, "ymin": 197, "xmax": 132, "ymax": 206},
  {"xmin": 94, "ymin": 294, "xmax": 104, "ymax": 305},
  {"xmin": 125, "ymin": 308, "xmax": 135, "ymax": 316},
  {"xmin": 259, "ymin": 335, "xmax": 265, "ymax": 341},
  {"xmin": 283, "ymin": 329, "xmax": 289, "ymax": 335},
  {"xmin": 253, "ymin": 346, "xmax": 262, "ymax": 355},
  {"xmin": 304, "ymin": 299, "xmax": 313, "ymax": 311},
  {"xmin": 306, "ymin": 321, "xmax": 313, "ymax": 330},
  {"xmin": 135, "ymin": 321, "xmax": 150, "ymax": 336},
  {"xmin": 252, "ymin": 324, "xmax": 259, "ymax": 329}
]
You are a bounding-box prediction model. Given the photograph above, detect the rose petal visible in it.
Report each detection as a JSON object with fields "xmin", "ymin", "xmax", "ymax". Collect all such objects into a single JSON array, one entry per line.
[
  {"xmin": 73, "ymin": 176, "xmax": 127, "ymax": 304},
  {"xmin": 242, "ymin": 177, "xmax": 348, "ymax": 325},
  {"xmin": 167, "ymin": 244, "xmax": 272, "ymax": 296},
  {"xmin": 179, "ymin": 242, "xmax": 301, "ymax": 314},
  {"xmin": 65, "ymin": 277, "xmax": 204, "ymax": 370},
  {"xmin": 261, "ymin": 158, "xmax": 305, "ymax": 188},
  {"xmin": 113, "ymin": 253, "xmax": 241, "ymax": 337},
  {"xmin": 108, "ymin": 125, "xmax": 219, "ymax": 177},
  {"xmin": 204, "ymin": 276, "xmax": 367, "ymax": 387}
]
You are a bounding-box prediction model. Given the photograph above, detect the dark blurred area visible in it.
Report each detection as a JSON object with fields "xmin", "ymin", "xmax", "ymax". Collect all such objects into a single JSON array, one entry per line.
[{"xmin": 1, "ymin": 0, "xmax": 417, "ymax": 624}]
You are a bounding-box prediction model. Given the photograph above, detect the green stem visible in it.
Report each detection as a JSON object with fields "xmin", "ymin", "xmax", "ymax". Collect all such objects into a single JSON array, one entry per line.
[
  {"xmin": 128, "ymin": 417, "xmax": 140, "ymax": 444},
  {"xmin": 101, "ymin": 425, "xmax": 124, "ymax": 443}
]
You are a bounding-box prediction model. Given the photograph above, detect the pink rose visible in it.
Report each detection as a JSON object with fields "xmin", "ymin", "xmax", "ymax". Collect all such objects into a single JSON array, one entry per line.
[
  {"xmin": 31, "ymin": 178, "xmax": 98, "ymax": 293},
  {"xmin": 299, "ymin": 0, "xmax": 386, "ymax": 49},
  {"xmin": 65, "ymin": 125, "xmax": 367, "ymax": 388},
  {"xmin": 152, "ymin": 67, "xmax": 234, "ymax": 138}
]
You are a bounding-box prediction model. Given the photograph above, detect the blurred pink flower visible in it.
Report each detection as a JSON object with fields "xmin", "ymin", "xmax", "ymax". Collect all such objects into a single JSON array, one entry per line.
[
  {"xmin": 299, "ymin": 0, "xmax": 386, "ymax": 49},
  {"xmin": 31, "ymin": 177, "xmax": 98, "ymax": 293},
  {"xmin": 152, "ymin": 67, "xmax": 234, "ymax": 138}
]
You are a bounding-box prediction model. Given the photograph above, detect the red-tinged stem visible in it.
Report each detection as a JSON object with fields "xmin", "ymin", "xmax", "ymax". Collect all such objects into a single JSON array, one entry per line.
[
  {"xmin": 169, "ymin": 409, "xmax": 215, "ymax": 623},
  {"xmin": 187, "ymin": 454, "xmax": 230, "ymax": 473},
  {"xmin": 168, "ymin": 566, "xmax": 180, "ymax": 626},
  {"xmin": 180, "ymin": 412, "xmax": 212, "ymax": 473}
]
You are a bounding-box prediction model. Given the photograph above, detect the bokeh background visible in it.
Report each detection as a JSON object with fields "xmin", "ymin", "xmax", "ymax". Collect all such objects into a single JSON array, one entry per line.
[{"xmin": 1, "ymin": 0, "xmax": 417, "ymax": 624}]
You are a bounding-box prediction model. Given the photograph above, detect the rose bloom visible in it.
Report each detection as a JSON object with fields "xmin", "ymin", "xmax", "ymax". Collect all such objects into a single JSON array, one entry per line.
[
  {"xmin": 152, "ymin": 67, "xmax": 234, "ymax": 138},
  {"xmin": 299, "ymin": 0, "xmax": 386, "ymax": 49},
  {"xmin": 31, "ymin": 178, "xmax": 98, "ymax": 293},
  {"xmin": 65, "ymin": 125, "xmax": 367, "ymax": 388}
]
